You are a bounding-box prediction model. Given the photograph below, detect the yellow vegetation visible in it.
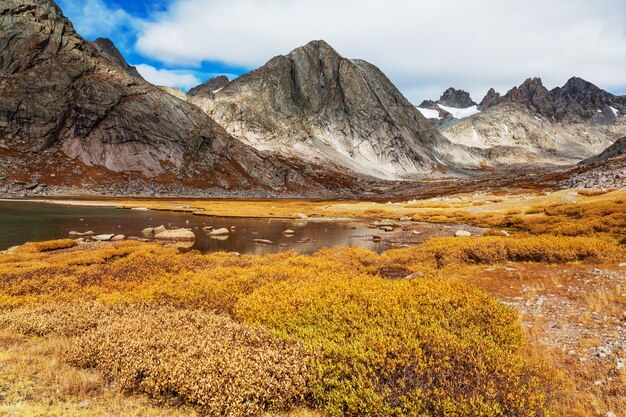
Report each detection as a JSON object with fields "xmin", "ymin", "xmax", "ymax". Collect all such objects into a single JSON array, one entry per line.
[{"xmin": 1, "ymin": 188, "xmax": 625, "ymax": 415}]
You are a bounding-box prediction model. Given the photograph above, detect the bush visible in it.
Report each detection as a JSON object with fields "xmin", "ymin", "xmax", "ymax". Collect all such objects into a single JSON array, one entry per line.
[
  {"xmin": 0, "ymin": 302, "xmax": 310, "ymax": 416},
  {"xmin": 237, "ymin": 275, "xmax": 555, "ymax": 417}
]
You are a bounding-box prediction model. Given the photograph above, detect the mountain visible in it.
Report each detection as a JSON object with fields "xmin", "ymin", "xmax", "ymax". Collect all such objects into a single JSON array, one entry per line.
[
  {"xmin": 188, "ymin": 76, "xmax": 230, "ymax": 97},
  {"xmin": 440, "ymin": 77, "xmax": 626, "ymax": 164},
  {"xmin": 580, "ymin": 136, "xmax": 626, "ymax": 165},
  {"xmin": 92, "ymin": 37, "xmax": 144, "ymax": 81},
  {"xmin": 416, "ymin": 88, "xmax": 481, "ymax": 129},
  {"xmin": 0, "ymin": 0, "xmax": 334, "ymax": 197},
  {"xmin": 189, "ymin": 41, "xmax": 482, "ymax": 180}
]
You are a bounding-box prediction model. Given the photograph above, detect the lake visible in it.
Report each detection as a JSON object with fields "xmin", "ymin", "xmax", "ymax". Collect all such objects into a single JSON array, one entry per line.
[{"xmin": 0, "ymin": 200, "xmax": 387, "ymax": 254}]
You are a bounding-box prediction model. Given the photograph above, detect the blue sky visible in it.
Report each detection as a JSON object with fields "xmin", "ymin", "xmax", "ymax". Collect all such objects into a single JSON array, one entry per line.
[
  {"xmin": 57, "ymin": 0, "xmax": 626, "ymax": 102},
  {"xmin": 57, "ymin": 0, "xmax": 248, "ymax": 89}
]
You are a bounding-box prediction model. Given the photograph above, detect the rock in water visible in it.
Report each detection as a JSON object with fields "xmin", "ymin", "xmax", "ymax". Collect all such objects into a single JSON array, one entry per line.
[
  {"xmin": 190, "ymin": 40, "xmax": 482, "ymax": 179},
  {"xmin": 154, "ymin": 229, "xmax": 195, "ymax": 242},
  {"xmin": 0, "ymin": 0, "xmax": 323, "ymax": 196},
  {"xmin": 93, "ymin": 234, "xmax": 115, "ymax": 241},
  {"xmin": 208, "ymin": 228, "xmax": 230, "ymax": 236}
]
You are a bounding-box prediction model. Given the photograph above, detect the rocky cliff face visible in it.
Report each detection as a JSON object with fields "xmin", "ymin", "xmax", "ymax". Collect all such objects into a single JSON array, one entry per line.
[
  {"xmin": 0, "ymin": 0, "xmax": 334, "ymax": 197},
  {"xmin": 92, "ymin": 37, "xmax": 144, "ymax": 81},
  {"xmin": 190, "ymin": 41, "xmax": 482, "ymax": 179},
  {"xmin": 441, "ymin": 78, "xmax": 626, "ymax": 164}
]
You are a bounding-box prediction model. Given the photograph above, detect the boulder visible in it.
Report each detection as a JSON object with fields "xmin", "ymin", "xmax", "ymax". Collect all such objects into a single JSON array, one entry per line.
[
  {"xmin": 110, "ymin": 235, "xmax": 126, "ymax": 242},
  {"xmin": 154, "ymin": 225, "xmax": 167, "ymax": 234},
  {"xmin": 93, "ymin": 234, "xmax": 115, "ymax": 241},
  {"xmin": 69, "ymin": 231, "xmax": 94, "ymax": 237},
  {"xmin": 154, "ymin": 229, "xmax": 195, "ymax": 242},
  {"xmin": 208, "ymin": 228, "xmax": 230, "ymax": 236},
  {"xmin": 282, "ymin": 229, "xmax": 295, "ymax": 236},
  {"xmin": 252, "ymin": 239, "xmax": 274, "ymax": 245}
]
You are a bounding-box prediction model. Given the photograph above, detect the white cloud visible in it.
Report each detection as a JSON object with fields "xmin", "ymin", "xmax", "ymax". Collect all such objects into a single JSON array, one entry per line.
[
  {"xmin": 58, "ymin": 0, "xmax": 138, "ymax": 39},
  {"xmin": 135, "ymin": 0, "xmax": 626, "ymax": 103},
  {"xmin": 135, "ymin": 64, "xmax": 201, "ymax": 89}
]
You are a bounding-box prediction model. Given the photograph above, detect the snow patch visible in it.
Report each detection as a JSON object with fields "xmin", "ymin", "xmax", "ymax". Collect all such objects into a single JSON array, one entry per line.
[
  {"xmin": 504, "ymin": 124, "xmax": 510, "ymax": 134},
  {"xmin": 213, "ymin": 87, "xmax": 224, "ymax": 93},
  {"xmin": 437, "ymin": 104, "xmax": 481, "ymax": 119},
  {"xmin": 610, "ymin": 106, "xmax": 619, "ymax": 117},
  {"xmin": 416, "ymin": 107, "xmax": 441, "ymax": 119}
]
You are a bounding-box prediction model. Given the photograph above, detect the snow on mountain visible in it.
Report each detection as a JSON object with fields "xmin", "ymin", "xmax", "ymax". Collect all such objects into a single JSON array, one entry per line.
[{"xmin": 437, "ymin": 104, "xmax": 481, "ymax": 119}]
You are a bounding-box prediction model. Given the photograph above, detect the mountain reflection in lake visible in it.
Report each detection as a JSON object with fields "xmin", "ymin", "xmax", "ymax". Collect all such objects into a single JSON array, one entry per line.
[{"xmin": 0, "ymin": 201, "xmax": 387, "ymax": 254}]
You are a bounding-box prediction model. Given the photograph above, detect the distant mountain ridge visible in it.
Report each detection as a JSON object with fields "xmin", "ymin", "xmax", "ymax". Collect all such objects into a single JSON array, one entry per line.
[{"xmin": 426, "ymin": 77, "xmax": 626, "ymax": 165}]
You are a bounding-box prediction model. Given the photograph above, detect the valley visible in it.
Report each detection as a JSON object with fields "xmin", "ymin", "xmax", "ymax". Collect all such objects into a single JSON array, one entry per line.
[{"xmin": 0, "ymin": 0, "xmax": 625, "ymax": 416}]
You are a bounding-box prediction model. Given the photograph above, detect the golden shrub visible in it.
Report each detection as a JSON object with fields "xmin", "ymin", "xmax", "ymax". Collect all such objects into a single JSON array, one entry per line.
[
  {"xmin": 1, "ymin": 302, "xmax": 310, "ymax": 416},
  {"xmin": 236, "ymin": 274, "xmax": 556, "ymax": 417}
]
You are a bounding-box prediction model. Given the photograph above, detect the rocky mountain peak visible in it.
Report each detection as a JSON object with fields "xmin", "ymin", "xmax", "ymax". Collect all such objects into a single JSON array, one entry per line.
[
  {"xmin": 438, "ymin": 88, "xmax": 477, "ymax": 108},
  {"xmin": 188, "ymin": 75, "xmax": 230, "ymax": 97},
  {"xmin": 93, "ymin": 38, "xmax": 145, "ymax": 81},
  {"xmin": 478, "ymin": 88, "xmax": 501, "ymax": 111},
  {"xmin": 190, "ymin": 40, "xmax": 482, "ymax": 179}
]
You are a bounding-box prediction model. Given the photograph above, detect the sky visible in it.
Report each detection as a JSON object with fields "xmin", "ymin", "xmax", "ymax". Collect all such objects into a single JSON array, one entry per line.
[{"xmin": 57, "ymin": 0, "xmax": 626, "ymax": 104}]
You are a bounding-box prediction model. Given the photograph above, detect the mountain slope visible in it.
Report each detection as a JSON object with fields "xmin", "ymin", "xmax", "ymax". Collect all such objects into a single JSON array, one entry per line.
[
  {"xmin": 441, "ymin": 78, "xmax": 626, "ymax": 164},
  {"xmin": 190, "ymin": 41, "xmax": 482, "ymax": 179},
  {"xmin": 0, "ymin": 0, "xmax": 329, "ymax": 196},
  {"xmin": 580, "ymin": 136, "xmax": 626, "ymax": 165}
]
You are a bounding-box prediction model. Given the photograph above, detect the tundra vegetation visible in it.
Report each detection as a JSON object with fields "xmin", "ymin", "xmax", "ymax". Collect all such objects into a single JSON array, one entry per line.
[{"xmin": 0, "ymin": 189, "xmax": 624, "ymax": 416}]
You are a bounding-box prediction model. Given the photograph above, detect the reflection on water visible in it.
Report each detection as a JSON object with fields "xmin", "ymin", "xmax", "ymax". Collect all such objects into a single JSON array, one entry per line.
[{"xmin": 0, "ymin": 201, "xmax": 387, "ymax": 254}]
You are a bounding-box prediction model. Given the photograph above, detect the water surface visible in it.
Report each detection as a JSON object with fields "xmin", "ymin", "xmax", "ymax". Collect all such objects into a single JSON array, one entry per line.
[{"xmin": 0, "ymin": 200, "xmax": 387, "ymax": 254}]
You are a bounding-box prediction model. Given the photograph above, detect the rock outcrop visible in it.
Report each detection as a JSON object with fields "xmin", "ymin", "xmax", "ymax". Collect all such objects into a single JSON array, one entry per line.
[
  {"xmin": 188, "ymin": 75, "xmax": 230, "ymax": 97},
  {"xmin": 437, "ymin": 88, "xmax": 476, "ymax": 108},
  {"xmin": 190, "ymin": 40, "xmax": 482, "ymax": 179},
  {"xmin": 0, "ymin": 0, "xmax": 338, "ymax": 197},
  {"xmin": 92, "ymin": 37, "xmax": 144, "ymax": 81}
]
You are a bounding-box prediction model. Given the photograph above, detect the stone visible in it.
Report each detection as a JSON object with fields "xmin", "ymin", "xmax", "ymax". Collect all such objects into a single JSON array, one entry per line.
[
  {"xmin": 153, "ymin": 225, "xmax": 167, "ymax": 234},
  {"xmin": 455, "ymin": 230, "xmax": 472, "ymax": 237},
  {"xmin": 142, "ymin": 228, "xmax": 155, "ymax": 235},
  {"xmin": 294, "ymin": 213, "xmax": 309, "ymax": 219},
  {"xmin": 69, "ymin": 231, "xmax": 94, "ymax": 237},
  {"xmin": 110, "ymin": 235, "xmax": 125, "ymax": 241},
  {"xmin": 93, "ymin": 234, "xmax": 115, "ymax": 241},
  {"xmin": 154, "ymin": 229, "xmax": 195, "ymax": 241},
  {"xmin": 252, "ymin": 239, "xmax": 274, "ymax": 245},
  {"xmin": 379, "ymin": 226, "xmax": 394, "ymax": 232},
  {"xmin": 372, "ymin": 235, "xmax": 382, "ymax": 242},
  {"xmin": 208, "ymin": 228, "xmax": 230, "ymax": 236},
  {"xmin": 282, "ymin": 229, "xmax": 295, "ymax": 236},
  {"xmin": 202, "ymin": 226, "xmax": 213, "ymax": 231}
]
